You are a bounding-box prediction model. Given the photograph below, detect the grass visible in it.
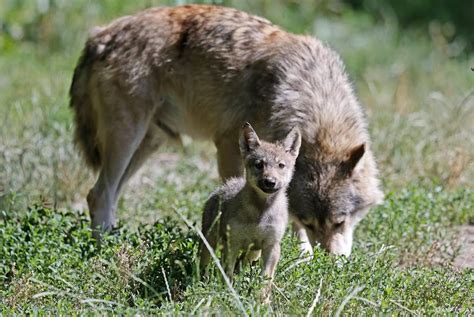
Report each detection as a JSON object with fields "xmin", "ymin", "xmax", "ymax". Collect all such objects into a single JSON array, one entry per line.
[
  {"xmin": 1, "ymin": 188, "xmax": 472, "ymax": 314},
  {"xmin": 1, "ymin": 0, "xmax": 473, "ymax": 314}
]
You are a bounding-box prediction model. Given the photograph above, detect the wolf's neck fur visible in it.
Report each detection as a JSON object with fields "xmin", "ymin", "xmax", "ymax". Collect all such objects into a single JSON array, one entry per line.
[
  {"xmin": 269, "ymin": 37, "xmax": 368, "ymax": 151},
  {"xmin": 242, "ymin": 182, "xmax": 285, "ymax": 213}
]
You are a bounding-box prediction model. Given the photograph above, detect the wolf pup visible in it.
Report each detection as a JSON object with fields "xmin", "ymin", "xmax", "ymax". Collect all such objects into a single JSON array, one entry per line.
[
  {"xmin": 200, "ymin": 123, "xmax": 300, "ymax": 287},
  {"xmin": 70, "ymin": 4, "xmax": 383, "ymax": 255}
]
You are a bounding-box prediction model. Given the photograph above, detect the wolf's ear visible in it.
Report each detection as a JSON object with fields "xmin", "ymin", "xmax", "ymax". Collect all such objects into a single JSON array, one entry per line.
[
  {"xmin": 282, "ymin": 128, "xmax": 301, "ymax": 156},
  {"xmin": 239, "ymin": 122, "xmax": 261, "ymax": 155},
  {"xmin": 341, "ymin": 144, "xmax": 365, "ymax": 177}
]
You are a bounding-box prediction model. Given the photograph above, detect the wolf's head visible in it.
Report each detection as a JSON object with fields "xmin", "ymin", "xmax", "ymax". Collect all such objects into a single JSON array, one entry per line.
[
  {"xmin": 289, "ymin": 143, "xmax": 383, "ymax": 256},
  {"xmin": 239, "ymin": 123, "xmax": 301, "ymax": 195}
]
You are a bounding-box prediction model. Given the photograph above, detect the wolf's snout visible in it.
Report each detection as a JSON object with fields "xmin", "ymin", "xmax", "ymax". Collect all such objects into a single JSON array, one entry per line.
[{"xmin": 326, "ymin": 232, "xmax": 352, "ymax": 257}]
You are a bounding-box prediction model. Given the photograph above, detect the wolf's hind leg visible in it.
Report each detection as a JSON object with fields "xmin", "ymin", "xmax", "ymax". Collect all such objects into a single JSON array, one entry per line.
[
  {"xmin": 116, "ymin": 122, "xmax": 165, "ymax": 195},
  {"xmin": 88, "ymin": 132, "xmax": 146, "ymax": 237},
  {"xmin": 87, "ymin": 85, "xmax": 153, "ymax": 238}
]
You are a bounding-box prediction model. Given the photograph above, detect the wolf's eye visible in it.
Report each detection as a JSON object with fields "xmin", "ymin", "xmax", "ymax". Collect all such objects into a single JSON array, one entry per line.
[
  {"xmin": 255, "ymin": 161, "xmax": 264, "ymax": 169},
  {"xmin": 305, "ymin": 223, "xmax": 315, "ymax": 231},
  {"xmin": 278, "ymin": 162, "xmax": 286, "ymax": 169},
  {"xmin": 334, "ymin": 221, "xmax": 345, "ymax": 228}
]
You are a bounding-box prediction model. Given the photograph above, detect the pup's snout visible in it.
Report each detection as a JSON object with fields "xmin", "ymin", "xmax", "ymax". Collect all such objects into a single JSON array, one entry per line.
[
  {"xmin": 259, "ymin": 177, "xmax": 278, "ymax": 193},
  {"xmin": 263, "ymin": 178, "xmax": 276, "ymax": 189}
]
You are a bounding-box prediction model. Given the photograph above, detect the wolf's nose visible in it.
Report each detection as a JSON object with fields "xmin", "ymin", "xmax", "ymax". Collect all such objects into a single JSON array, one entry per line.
[{"xmin": 263, "ymin": 178, "xmax": 276, "ymax": 189}]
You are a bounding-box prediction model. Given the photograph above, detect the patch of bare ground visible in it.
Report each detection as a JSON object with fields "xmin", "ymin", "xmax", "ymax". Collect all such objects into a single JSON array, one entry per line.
[
  {"xmin": 454, "ymin": 225, "xmax": 474, "ymax": 269},
  {"xmin": 70, "ymin": 152, "xmax": 186, "ymax": 212},
  {"xmin": 127, "ymin": 152, "xmax": 184, "ymax": 188},
  {"xmin": 417, "ymin": 224, "xmax": 474, "ymax": 269}
]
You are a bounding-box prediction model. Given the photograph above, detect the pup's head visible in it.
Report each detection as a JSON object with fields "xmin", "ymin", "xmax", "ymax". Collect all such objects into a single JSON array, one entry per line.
[
  {"xmin": 239, "ymin": 123, "xmax": 301, "ymax": 195},
  {"xmin": 289, "ymin": 143, "xmax": 383, "ymax": 256}
]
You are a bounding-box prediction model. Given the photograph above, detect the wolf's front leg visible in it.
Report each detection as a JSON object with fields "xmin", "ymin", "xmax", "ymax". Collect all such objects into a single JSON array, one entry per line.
[
  {"xmin": 215, "ymin": 135, "xmax": 244, "ymax": 180},
  {"xmin": 292, "ymin": 221, "xmax": 314, "ymax": 256}
]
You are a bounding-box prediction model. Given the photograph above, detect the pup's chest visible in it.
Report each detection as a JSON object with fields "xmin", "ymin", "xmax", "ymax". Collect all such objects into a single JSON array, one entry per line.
[{"xmin": 228, "ymin": 209, "xmax": 288, "ymax": 249}]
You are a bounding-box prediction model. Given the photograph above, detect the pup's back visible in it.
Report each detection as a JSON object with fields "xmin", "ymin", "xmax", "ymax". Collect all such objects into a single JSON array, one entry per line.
[{"xmin": 200, "ymin": 177, "xmax": 245, "ymax": 248}]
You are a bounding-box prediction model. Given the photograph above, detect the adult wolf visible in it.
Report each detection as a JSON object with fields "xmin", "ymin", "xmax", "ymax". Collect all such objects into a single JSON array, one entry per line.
[{"xmin": 70, "ymin": 4, "xmax": 383, "ymax": 256}]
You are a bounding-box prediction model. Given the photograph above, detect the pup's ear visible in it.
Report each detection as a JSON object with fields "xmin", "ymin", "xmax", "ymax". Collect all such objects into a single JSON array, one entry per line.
[
  {"xmin": 341, "ymin": 144, "xmax": 365, "ymax": 177},
  {"xmin": 239, "ymin": 122, "xmax": 261, "ymax": 155},
  {"xmin": 282, "ymin": 128, "xmax": 301, "ymax": 156}
]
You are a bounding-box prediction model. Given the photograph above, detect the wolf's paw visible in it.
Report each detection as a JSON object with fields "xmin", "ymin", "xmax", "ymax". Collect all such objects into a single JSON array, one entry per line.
[{"xmin": 299, "ymin": 241, "xmax": 314, "ymax": 257}]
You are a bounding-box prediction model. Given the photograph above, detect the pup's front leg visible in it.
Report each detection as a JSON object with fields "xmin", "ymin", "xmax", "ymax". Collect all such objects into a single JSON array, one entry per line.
[
  {"xmin": 246, "ymin": 249, "xmax": 262, "ymax": 265},
  {"xmin": 261, "ymin": 243, "xmax": 281, "ymax": 303},
  {"xmin": 222, "ymin": 243, "xmax": 239, "ymax": 283},
  {"xmin": 262, "ymin": 243, "xmax": 280, "ymax": 278}
]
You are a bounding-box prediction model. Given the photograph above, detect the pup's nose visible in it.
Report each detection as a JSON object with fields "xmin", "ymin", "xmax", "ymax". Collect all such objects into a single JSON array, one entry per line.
[{"xmin": 263, "ymin": 178, "xmax": 276, "ymax": 189}]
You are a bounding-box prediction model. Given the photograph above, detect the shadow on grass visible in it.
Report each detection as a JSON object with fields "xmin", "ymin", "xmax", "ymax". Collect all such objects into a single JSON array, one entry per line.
[{"xmin": 128, "ymin": 220, "xmax": 199, "ymax": 304}]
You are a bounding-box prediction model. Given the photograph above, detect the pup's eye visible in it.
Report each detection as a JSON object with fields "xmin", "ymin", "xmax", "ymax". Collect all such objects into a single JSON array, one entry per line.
[
  {"xmin": 255, "ymin": 161, "xmax": 264, "ymax": 169},
  {"xmin": 278, "ymin": 162, "xmax": 286, "ymax": 169},
  {"xmin": 334, "ymin": 221, "xmax": 345, "ymax": 228}
]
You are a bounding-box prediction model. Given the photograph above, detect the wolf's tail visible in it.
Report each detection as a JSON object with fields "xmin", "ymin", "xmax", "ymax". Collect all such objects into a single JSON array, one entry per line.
[{"xmin": 69, "ymin": 42, "xmax": 101, "ymax": 172}]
